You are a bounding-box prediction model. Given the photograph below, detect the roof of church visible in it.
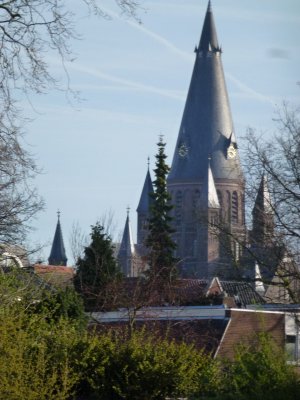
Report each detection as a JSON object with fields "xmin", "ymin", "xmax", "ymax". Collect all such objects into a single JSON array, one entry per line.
[
  {"xmin": 168, "ymin": 1, "xmax": 243, "ymax": 184},
  {"xmin": 136, "ymin": 166, "xmax": 153, "ymax": 213},
  {"xmin": 48, "ymin": 213, "xmax": 68, "ymax": 266}
]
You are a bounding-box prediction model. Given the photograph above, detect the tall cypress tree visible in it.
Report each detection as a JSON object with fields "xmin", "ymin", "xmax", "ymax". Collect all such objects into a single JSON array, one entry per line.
[
  {"xmin": 146, "ymin": 136, "xmax": 177, "ymax": 283},
  {"xmin": 74, "ymin": 223, "xmax": 121, "ymax": 309}
]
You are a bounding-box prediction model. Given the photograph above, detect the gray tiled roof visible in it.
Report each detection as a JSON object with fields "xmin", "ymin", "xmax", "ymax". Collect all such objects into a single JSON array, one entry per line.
[{"xmin": 136, "ymin": 168, "xmax": 153, "ymax": 213}]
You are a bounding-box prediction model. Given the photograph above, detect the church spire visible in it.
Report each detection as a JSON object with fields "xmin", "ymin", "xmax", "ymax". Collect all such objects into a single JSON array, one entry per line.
[
  {"xmin": 48, "ymin": 211, "xmax": 68, "ymax": 266},
  {"xmin": 168, "ymin": 0, "xmax": 243, "ymax": 184},
  {"xmin": 198, "ymin": 1, "xmax": 219, "ymax": 53},
  {"xmin": 118, "ymin": 208, "xmax": 135, "ymax": 277},
  {"xmin": 136, "ymin": 159, "xmax": 154, "ymax": 245},
  {"xmin": 137, "ymin": 158, "xmax": 153, "ymax": 214},
  {"xmin": 252, "ymin": 173, "xmax": 274, "ymax": 244},
  {"xmin": 253, "ymin": 173, "xmax": 273, "ymax": 215}
]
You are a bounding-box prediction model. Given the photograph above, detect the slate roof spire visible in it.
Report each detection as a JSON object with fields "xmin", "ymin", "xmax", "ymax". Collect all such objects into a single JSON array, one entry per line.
[
  {"xmin": 168, "ymin": 0, "xmax": 243, "ymax": 183},
  {"xmin": 137, "ymin": 158, "xmax": 153, "ymax": 214},
  {"xmin": 118, "ymin": 208, "xmax": 135, "ymax": 277},
  {"xmin": 48, "ymin": 211, "xmax": 68, "ymax": 266},
  {"xmin": 136, "ymin": 159, "xmax": 154, "ymax": 245},
  {"xmin": 253, "ymin": 173, "xmax": 273, "ymax": 215},
  {"xmin": 199, "ymin": 0, "xmax": 220, "ymax": 53},
  {"xmin": 252, "ymin": 173, "xmax": 274, "ymax": 244}
]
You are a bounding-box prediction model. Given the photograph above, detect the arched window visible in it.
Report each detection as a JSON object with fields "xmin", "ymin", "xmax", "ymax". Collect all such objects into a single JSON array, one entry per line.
[
  {"xmin": 232, "ymin": 191, "xmax": 238, "ymax": 224},
  {"xmin": 226, "ymin": 191, "xmax": 231, "ymax": 223}
]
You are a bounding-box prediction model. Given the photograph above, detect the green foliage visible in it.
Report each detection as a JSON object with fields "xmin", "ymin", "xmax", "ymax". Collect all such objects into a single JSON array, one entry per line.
[
  {"xmin": 222, "ymin": 332, "xmax": 300, "ymax": 400},
  {"xmin": 1, "ymin": 269, "xmax": 300, "ymax": 400},
  {"xmin": 76, "ymin": 328, "xmax": 218, "ymax": 400},
  {"xmin": 74, "ymin": 222, "xmax": 122, "ymax": 309},
  {"xmin": 146, "ymin": 137, "xmax": 178, "ymax": 283},
  {"xmin": 33, "ymin": 286, "xmax": 88, "ymax": 329},
  {"xmin": 0, "ymin": 273, "xmax": 81, "ymax": 399}
]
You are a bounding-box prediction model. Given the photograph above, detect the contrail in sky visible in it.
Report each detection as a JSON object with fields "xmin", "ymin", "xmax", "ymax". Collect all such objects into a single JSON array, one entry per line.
[
  {"xmin": 100, "ymin": 6, "xmax": 274, "ymax": 105},
  {"xmin": 67, "ymin": 63, "xmax": 185, "ymax": 101}
]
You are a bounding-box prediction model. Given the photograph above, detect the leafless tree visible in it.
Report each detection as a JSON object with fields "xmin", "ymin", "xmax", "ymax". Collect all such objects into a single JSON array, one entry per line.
[
  {"xmin": 242, "ymin": 102, "xmax": 300, "ymax": 302},
  {"xmin": 0, "ymin": 0, "xmax": 141, "ymax": 247},
  {"xmin": 69, "ymin": 221, "xmax": 89, "ymax": 265}
]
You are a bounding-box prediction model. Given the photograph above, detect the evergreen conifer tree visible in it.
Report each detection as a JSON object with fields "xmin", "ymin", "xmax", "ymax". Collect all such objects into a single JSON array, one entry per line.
[
  {"xmin": 146, "ymin": 136, "xmax": 177, "ymax": 283},
  {"xmin": 74, "ymin": 223, "xmax": 121, "ymax": 309}
]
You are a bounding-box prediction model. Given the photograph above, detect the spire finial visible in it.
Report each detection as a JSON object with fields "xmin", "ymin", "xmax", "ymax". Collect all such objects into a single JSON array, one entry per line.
[
  {"xmin": 126, "ymin": 206, "xmax": 130, "ymax": 217},
  {"xmin": 57, "ymin": 209, "xmax": 61, "ymax": 221},
  {"xmin": 147, "ymin": 156, "xmax": 150, "ymax": 169}
]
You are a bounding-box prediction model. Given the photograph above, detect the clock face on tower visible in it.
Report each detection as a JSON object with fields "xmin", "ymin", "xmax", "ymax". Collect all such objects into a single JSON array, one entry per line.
[
  {"xmin": 178, "ymin": 143, "xmax": 188, "ymax": 158},
  {"xmin": 227, "ymin": 143, "xmax": 237, "ymax": 159}
]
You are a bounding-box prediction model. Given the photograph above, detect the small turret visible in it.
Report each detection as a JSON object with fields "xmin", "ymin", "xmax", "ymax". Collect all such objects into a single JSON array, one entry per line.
[{"xmin": 48, "ymin": 211, "xmax": 68, "ymax": 266}]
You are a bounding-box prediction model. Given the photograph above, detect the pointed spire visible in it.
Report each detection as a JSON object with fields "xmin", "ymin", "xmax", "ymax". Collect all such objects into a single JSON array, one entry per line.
[
  {"xmin": 254, "ymin": 173, "xmax": 273, "ymax": 214},
  {"xmin": 48, "ymin": 211, "xmax": 68, "ymax": 266},
  {"xmin": 137, "ymin": 160, "xmax": 154, "ymax": 213},
  {"xmin": 168, "ymin": 1, "xmax": 243, "ymax": 184},
  {"xmin": 252, "ymin": 173, "xmax": 274, "ymax": 245},
  {"xmin": 199, "ymin": 159, "xmax": 220, "ymax": 209},
  {"xmin": 198, "ymin": 1, "xmax": 219, "ymax": 53},
  {"xmin": 118, "ymin": 208, "xmax": 135, "ymax": 276}
]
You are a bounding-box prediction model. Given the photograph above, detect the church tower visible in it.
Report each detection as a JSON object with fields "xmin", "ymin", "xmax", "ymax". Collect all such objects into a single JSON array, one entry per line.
[
  {"xmin": 48, "ymin": 211, "xmax": 68, "ymax": 266},
  {"xmin": 167, "ymin": 1, "xmax": 245, "ymax": 277}
]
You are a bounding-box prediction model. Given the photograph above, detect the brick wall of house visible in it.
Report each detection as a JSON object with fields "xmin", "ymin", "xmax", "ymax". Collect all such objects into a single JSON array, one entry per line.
[{"xmin": 216, "ymin": 309, "xmax": 285, "ymax": 360}]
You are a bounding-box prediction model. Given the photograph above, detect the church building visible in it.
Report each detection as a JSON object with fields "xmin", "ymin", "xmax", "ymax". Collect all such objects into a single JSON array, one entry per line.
[
  {"xmin": 118, "ymin": 2, "xmax": 246, "ymax": 279},
  {"xmin": 116, "ymin": 2, "xmax": 274, "ymax": 281}
]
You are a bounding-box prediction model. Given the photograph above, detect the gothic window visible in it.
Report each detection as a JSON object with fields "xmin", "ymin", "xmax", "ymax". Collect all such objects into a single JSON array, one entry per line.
[
  {"xmin": 226, "ymin": 191, "xmax": 231, "ymax": 223},
  {"xmin": 175, "ymin": 190, "xmax": 183, "ymax": 226},
  {"xmin": 232, "ymin": 191, "xmax": 238, "ymax": 224}
]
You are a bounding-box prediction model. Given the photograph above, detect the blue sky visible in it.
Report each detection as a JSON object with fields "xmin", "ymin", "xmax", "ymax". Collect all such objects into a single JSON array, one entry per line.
[{"xmin": 25, "ymin": 0, "xmax": 300, "ymax": 264}]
